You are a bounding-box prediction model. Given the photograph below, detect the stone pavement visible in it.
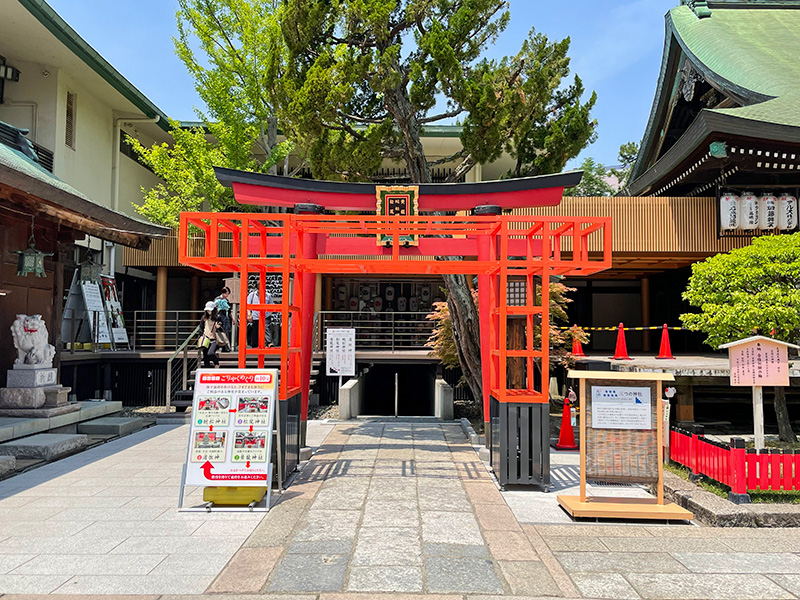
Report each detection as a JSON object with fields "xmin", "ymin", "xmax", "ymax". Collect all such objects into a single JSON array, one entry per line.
[{"xmin": 0, "ymin": 419, "xmax": 800, "ymax": 599}]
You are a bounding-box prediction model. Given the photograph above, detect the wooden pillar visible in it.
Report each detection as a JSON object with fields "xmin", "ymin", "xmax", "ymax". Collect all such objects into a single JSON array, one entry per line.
[
  {"xmin": 155, "ymin": 266, "xmax": 167, "ymax": 350},
  {"xmin": 641, "ymin": 276, "xmax": 651, "ymax": 352},
  {"xmin": 507, "ymin": 316, "xmax": 525, "ymax": 388},
  {"xmin": 675, "ymin": 384, "xmax": 694, "ymax": 423},
  {"xmin": 52, "ymin": 245, "xmax": 65, "ymax": 376}
]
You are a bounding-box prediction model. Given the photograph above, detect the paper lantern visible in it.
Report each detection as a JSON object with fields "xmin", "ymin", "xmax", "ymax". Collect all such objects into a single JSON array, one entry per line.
[
  {"xmin": 759, "ymin": 194, "xmax": 777, "ymax": 229},
  {"xmin": 739, "ymin": 192, "xmax": 759, "ymax": 230},
  {"xmin": 719, "ymin": 194, "xmax": 739, "ymax": 230},
  {"xmin": 778, "ymin": 194, "xmax": 798, "ymax": 230},
  {"xmin": 397, "ymin": 297, "xmax": 407, "ymax": 312},
  {"xmin": 409, "ymin": 297, "xmax": 419, "ymax": 311}
]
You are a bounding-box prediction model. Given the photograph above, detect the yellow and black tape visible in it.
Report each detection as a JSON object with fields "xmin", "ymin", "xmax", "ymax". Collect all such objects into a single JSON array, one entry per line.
[{"xmin": 554, "ymin": 326, "xmax": 684, "ymax": 331}]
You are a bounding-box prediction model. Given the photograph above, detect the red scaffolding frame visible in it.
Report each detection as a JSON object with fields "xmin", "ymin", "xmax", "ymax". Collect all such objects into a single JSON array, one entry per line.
[{"xmin": 179, "ymin": 211, "xmax": 612, "ymax": 428}]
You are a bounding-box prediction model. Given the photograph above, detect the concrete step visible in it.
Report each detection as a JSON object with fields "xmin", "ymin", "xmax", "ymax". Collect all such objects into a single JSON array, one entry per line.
[
  {"xmin": 78, "ymin": 417, "xmax": 146, "ymax": 437},
  {"xmin": 0, "ymin": 433, "xmax": 88, "ymax": 461},
  {"xmin": 0, "ymin": 455, "xmax": 15, "ymax": 478}
]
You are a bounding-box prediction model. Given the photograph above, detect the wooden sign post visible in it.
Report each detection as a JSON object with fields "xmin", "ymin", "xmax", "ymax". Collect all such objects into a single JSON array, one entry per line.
[
  {"xmin": 558, "ymin": 370, "xmax": 693, "ymax": 521},
  {"xmin": 719, "ymin": 336, "xmax": 798, "ymax": 450}
]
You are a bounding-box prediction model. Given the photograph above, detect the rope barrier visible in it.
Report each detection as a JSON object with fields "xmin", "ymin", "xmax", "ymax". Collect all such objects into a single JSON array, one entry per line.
[{"xmin": 554, "ymin": 326, "xmax": 684, "ymax": 331}]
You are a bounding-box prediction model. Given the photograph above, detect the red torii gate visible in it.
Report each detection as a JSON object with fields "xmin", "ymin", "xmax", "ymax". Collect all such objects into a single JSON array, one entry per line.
[{"xmin": 179, "ymin": 168, "xmax": 611, "ymax": 454}]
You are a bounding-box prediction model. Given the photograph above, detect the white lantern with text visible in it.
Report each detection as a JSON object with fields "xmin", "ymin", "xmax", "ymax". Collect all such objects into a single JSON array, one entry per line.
[
  {"xmin": 759, "ymin": 194, "xmax": 778, "ymax": 229},
  {"xmin": 778, "ymin": 194, "xmax": 798, "ymax": 230},
  {"xmin": 739, "ymin": 192, "xmax": 759, "ymax": 230},
  {"xmin": 719, "ymin": 194, "xmax": 739, "ymax": 230}
]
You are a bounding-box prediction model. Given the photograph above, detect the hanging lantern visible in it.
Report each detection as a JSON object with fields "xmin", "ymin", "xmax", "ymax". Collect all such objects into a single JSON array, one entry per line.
[
  {"xmin": 778, "ymin": 194, "xmax": 798, "ymax": 230},
  {"xmin": 719, "ymin": 193, "xmax": 739, "ymax": 230},
  {"xmin": 759, "ymin": 194, "xmax": 778, "ymax": 229},
  {"xmin": 15, "ymin": 217, "xmax": 52, "ymax": 277},
  {"xmin": 79, "ymin": 252, "xmax": 103, "ymax": 283},
  {"xmin": 739, "ymin": 192, "xmax": 759, "ymax": 230}
]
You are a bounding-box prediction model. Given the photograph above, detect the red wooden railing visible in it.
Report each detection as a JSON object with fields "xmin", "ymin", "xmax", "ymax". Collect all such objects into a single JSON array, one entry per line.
[{"xmin": 669, "ymin": 426, "xmax": 800, "ymax": 502}]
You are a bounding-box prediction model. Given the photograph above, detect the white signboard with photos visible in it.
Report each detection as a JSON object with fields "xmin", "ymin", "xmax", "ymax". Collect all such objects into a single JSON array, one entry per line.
[{"xmin": 181, "ymin": 369, "xmax": 278, "ymax": 509}]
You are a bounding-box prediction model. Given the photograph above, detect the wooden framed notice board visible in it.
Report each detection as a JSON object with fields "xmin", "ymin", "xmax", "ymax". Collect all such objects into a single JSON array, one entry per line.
[{"xmin": 558, "ymin": 370, "xmax": 693, "ymax": 521}]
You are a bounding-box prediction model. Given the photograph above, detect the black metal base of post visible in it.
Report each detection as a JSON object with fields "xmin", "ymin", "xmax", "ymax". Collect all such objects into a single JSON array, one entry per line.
[{"xmin": 489, "ymin": 396, "xmax": 550, "ymax": 487}]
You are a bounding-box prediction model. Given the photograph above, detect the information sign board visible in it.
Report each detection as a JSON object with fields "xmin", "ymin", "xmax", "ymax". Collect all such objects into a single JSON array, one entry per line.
[
  {"xmin": 728, "ymin": 339, "xmax": 789, "ymax": 387},
  {"xmin": 184, "ymin": 369, "xmax": 277, "ymax": 488},
  {"xmin": 326, "ymin": 328, "xmax": 356, "ymax": 376},
  {"xmin": 80, "ymin": 282, "xmax": 112, "ymax": 344},
  {"xmin": 591, "ymin": 386, "xmax": 652, "ymax": 430}
]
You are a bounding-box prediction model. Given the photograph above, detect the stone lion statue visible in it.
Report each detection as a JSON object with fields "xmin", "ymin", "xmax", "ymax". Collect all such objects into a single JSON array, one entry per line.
[{"xmin": 10, "ymin": 314, "xmax": 55, "ymax": 366}]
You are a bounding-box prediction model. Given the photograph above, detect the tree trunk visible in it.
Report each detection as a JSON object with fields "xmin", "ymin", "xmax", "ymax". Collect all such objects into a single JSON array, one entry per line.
[
  {"xmin": 383, "ymin": 75, "xmax": 484, "ymax": 412},
  {"xmin": 267, "ymin": 116, "xmax": 278, "ymax": 176},
  {"xmin": 773, "ymin": 386, "xmax": 797, "ymax": 443}
]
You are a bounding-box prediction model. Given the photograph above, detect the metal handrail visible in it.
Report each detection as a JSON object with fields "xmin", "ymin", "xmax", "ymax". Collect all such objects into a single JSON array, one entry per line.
[
  {"xmin": 315, "ymin": 310, "xmax": 434, "ymax": 351},
  {"xmin": 165, "ymin": 323, "xmax": 202, "ymax": 409},
  {"xmin": 126, "ymin": 310, "xmax": 204, "ymax": 350}
]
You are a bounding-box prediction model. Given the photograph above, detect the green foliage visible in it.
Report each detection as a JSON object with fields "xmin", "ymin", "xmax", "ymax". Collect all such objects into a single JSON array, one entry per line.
[
  {"xmin": 132, "ymin": 0, "xmax": 293, "ymax": 226},
  {"xmin": 681, "ymin": 233, "xmax": 800, "ymax": 348},
  {"xmin": 564, "ymin": 157, "xmax": 614, "ymax": 197},
  {"xmin": 128, "ymin": 122, "xmax": 233, "ymax": 228},
  {"xmin": 609, "ymin": 141, "xmax": 639, "ymax": 192},
  {"xmin": 280, "ymin": 0, "xmax": 597, "ymax": 182},
  {"xmin": 426, "ymin": 281, "xmax": 587, "ymax": 367},
  {"xmin": 564, "ymin": 141, "xmax": 639, "ymax": 197}
]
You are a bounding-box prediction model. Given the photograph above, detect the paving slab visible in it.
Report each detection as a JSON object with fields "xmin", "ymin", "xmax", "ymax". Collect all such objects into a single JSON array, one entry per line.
[
  {"xmin": 425, "ymin": 556, "xmax": 503, "ymax": 594},
  {"xmin": 346, "ymin": 565, "xmax": 423, "ymax": 593},
  {"xmin": 206, "ymin": 547, "xmax": 282, "ymax": 593},
  {"xmin": 626, "ymin": 573, "xmax": 797, "ymax": 599},
  {"xmin": 672, "ymin": 552, "xmax": 800, "ymax": 574},
  {"xmin": 555, "ymin": 551, "xmax": 689, "ymax": 574},
  {"xmin": 497, "ymin": 560, "xmax": 561, "ymax": 596},
  {"xmin": 268, "ymin": 553, "xmax": 349, "ymax": 592},
  {"xmin": 570, "ymin": 572, "xmax": 641, "ymax": 599}
]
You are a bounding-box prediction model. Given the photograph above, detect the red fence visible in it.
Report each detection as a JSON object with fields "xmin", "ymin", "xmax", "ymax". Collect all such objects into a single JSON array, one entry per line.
[{"xmin": 669, "ymin": 426, "xmax": 800, "ymax": 501}]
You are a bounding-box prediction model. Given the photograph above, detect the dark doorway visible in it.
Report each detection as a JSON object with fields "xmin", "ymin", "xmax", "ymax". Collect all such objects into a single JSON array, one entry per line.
[{"xmin": 361, "ymin": 364, "xmax": 436, "ymax": 416}]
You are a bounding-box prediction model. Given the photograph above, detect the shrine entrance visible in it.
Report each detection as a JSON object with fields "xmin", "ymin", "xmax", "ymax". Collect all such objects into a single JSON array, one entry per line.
[{"xmin": 179, "ymin": 168, "xmax": 611, "ymax": 485}]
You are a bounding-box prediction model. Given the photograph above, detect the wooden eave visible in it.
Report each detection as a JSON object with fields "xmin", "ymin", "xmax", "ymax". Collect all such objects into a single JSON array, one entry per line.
[{"xmin": 0, "ymin": 165, "xmax": 168, "ymax": 250}]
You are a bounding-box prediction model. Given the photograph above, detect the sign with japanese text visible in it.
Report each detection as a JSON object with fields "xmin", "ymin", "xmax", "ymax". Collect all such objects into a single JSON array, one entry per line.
[
  {"xmin": 326, "ymin": 328, "xmax": 356, "ymax": 376},
  {"xmin": 591, "ymin": 386, "xmax": 652, "ymax": 430},
  {"xmin": 729, "ymin": 339, "xmax": 789, "ymax": 387},
  {"xmin": 184, "ymin": 369, "xmax": 277, "ymax": 487}
]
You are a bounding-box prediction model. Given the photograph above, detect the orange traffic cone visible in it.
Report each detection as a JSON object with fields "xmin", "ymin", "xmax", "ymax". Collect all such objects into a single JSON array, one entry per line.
[
  {"xmin": 610, "ymin": 322, "xmax": 633, "ymax": 360},
  {"xmin": 655, "ymin": 324, "xmax": 675, "ymax": 359},
  {"xmin": 570, "ymin": 327, "xmax": 586, "ymax": 357},
  {"xmin": 554, "ymin": 388, "xmax": 578, "ymax": 450}
]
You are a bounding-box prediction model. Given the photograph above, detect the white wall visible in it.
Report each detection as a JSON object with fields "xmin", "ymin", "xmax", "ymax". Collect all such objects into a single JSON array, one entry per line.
[{"xmin": 0, "ymin": 58, "xmax": 58, "ymax": 151}]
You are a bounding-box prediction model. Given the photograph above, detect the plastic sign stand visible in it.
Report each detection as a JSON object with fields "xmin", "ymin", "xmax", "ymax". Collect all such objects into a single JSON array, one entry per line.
[
  {"xmin": 557, "ymin": 370, "xmax": 694, "ymax": 521},
  {"xmin": 178, "ymin": 368, "xmax": 279, "ymax": 512}
]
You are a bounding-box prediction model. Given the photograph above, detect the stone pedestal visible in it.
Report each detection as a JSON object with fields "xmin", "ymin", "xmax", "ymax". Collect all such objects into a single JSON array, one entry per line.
[{"xmin": 0, "ymin": 364, "xmax": 77, "ymax": 418}]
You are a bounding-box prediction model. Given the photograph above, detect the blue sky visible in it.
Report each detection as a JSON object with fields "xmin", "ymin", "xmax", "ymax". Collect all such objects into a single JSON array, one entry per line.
[{"xmin": 47, "ymin": 0, "xmax": 676, "ymax": 168}]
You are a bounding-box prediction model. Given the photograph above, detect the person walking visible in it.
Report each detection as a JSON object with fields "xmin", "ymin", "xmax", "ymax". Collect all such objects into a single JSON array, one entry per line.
[
  {"xmin": 246, "ymin": 287, "xmax": 273, "ymax": 348},
  {"xmin": 214, "ymin": 286, "xmax": 232, "ymax": 341},
  {"xmin": 199, "ymin": 301, "xmax": 223, "ymax": 367}
]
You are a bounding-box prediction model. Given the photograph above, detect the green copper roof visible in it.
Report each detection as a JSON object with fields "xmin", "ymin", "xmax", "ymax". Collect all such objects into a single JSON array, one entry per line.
[{"xmin": 630, "ymin": 2, "xmax": 800, "ymax": 193}]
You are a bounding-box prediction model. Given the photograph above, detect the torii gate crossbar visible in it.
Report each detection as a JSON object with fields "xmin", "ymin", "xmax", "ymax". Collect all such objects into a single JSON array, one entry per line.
[{"xmin": 178, "ymin": 212, "xmax": 612, "ymax": 437}]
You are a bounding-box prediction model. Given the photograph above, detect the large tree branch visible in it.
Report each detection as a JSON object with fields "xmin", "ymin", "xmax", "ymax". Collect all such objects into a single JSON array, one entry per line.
[
  {"xmin": 446, "ymin": 153, "xmax": 476, "ymax": 182},
  {"xmin": 420, "ymin": 107, "xmax": 464, "ymax": 123},
  {"xmin": 338, "ymin": 112, "xmax": 387, "ymax": 124},
  {"xmin": 428, "ymin": 149, "xmax": 467, "ymax": 167}
]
